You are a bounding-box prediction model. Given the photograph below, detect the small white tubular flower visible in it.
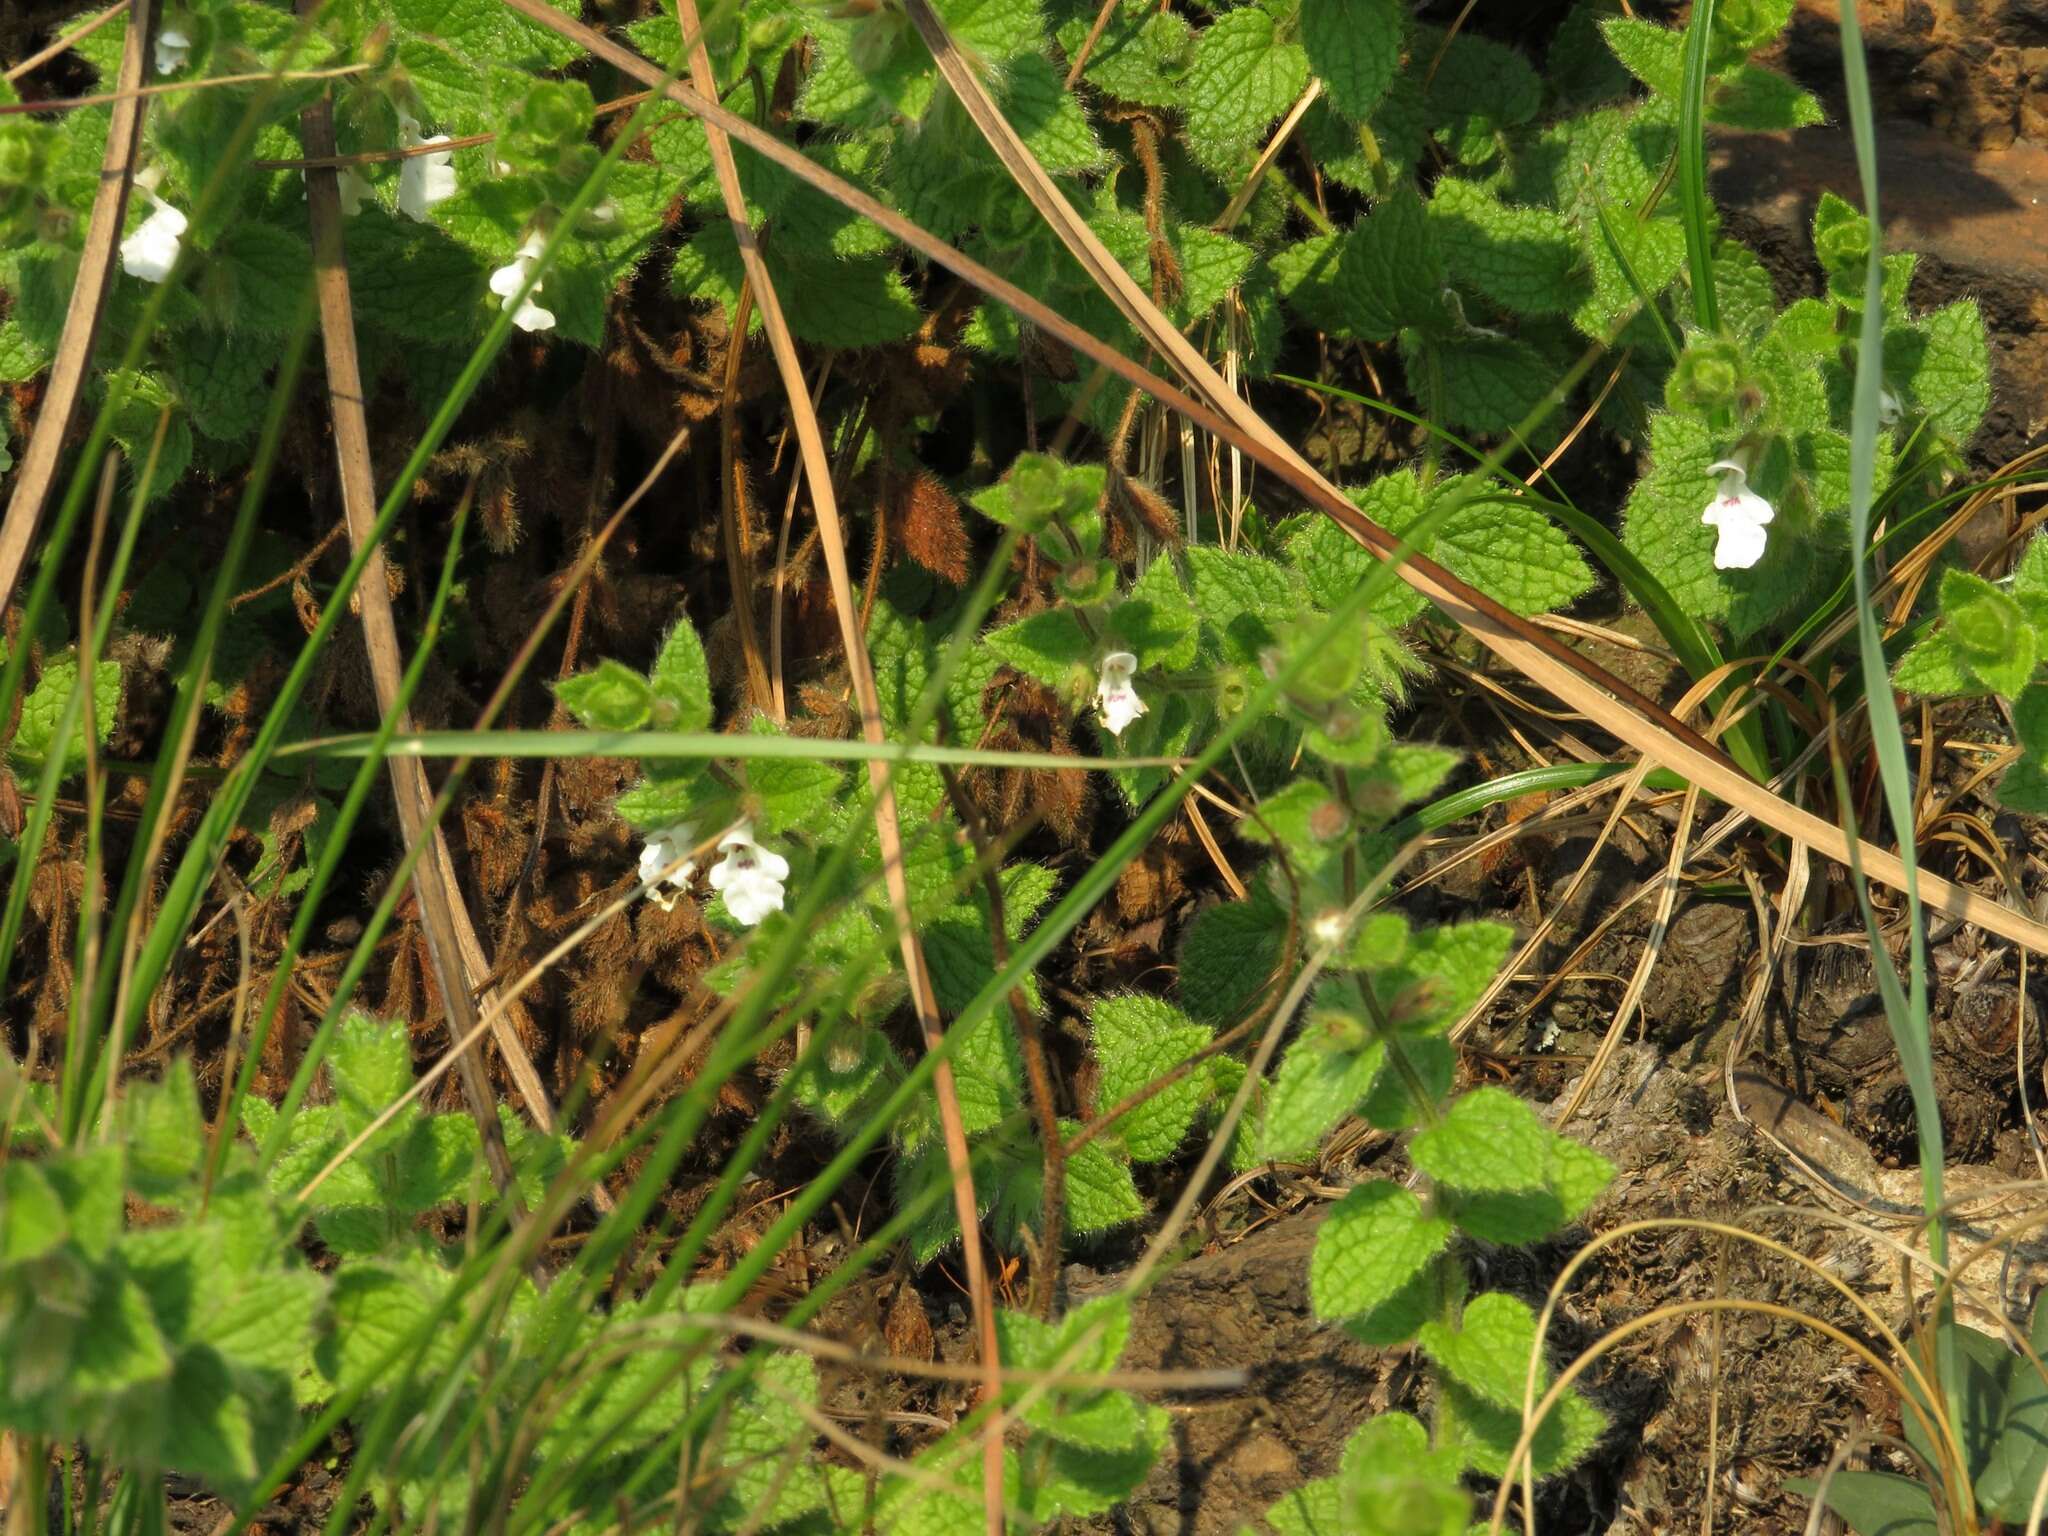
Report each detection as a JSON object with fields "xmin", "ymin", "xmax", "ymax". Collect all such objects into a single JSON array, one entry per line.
[
  {"xmin": 396, "ymin": 116, "xmax": 457, "ymax": 222},
  {"xmin": 1879, "ymin": 389, "xmax": 1904, "ymax": 429},
  {"xmin": 708, "ymin": 822, "xmax": 790, "ymax": 927},
  {"xmin": 487, "ymin": 233, "xmax": 557, "ymax": 333},
  {"xmin": 338, "ymin": 166, "xmax": 372, "ymax": 217},
  {"xmin": 154, "ymin": 26, "xmax": 191, "ymax": 76},
  {"xmin": 1700, "ymin": 458, "xmax": 1774, "ymax": 571},
  {"xmin": 119, "ymin": 196, "xmax": 187, "ymax": 284},
  {"xmin": 1094, "ymin": 650, "xmax": 1148, "ymax": 738},
  {"xmin": 637, "ymin": 823, "xmax": 698, "ymax": 912}
]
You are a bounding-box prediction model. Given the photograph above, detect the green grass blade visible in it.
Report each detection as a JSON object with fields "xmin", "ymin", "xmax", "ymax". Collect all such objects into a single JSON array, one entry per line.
[
  {"xmin": 1678, "ymin": 0, "xmax": 1722, "ymax": 333},
  {"xmin": 1836, "ymin": 0, "xmax": 1943, "ymax": 1261}
]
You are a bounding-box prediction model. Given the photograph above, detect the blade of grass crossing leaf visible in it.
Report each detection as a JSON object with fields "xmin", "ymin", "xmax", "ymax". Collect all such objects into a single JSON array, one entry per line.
[
  {"xmin": 1679, "ymin": 0, "xmax": 1721, "ymax": 332},
  {"xmin": 1592, "ymin": 197, "xmax": 1681, "ymax": 362},
  {"xmin": 287, "ymin": 729, "xmax": 1176, "ymax": 772},
  {"xmin": 1837, "ymin": 1, "xmax": 1944, "ymax": 1261}
]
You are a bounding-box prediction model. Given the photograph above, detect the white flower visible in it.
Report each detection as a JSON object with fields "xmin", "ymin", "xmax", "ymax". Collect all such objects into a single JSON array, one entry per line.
[
  {"xmin": 1700, "ymin": 458, "xmax": 1774, "ymax": 571},
  {"xmin": 119, "ymin": 196, "xmax": 187, "ymax": 284},
  {"xmin": 154, "ymin": 26, "xmax": 191, "ymax": 76},
  {"xmin": 487, "ymin": 232, "xmax": 557, "ymax": 334},
  {"xmin": 1879, "ymin": 389, "xmax": 1903, "ymax": 429},
  {"xmin": 338, "ymin": 165, "xmax": 373, "ymax": 217},
  {"xmin": 396, "ymin": 116, "xmax": 457, "ymax": 222},
  {"xmin": 707, "ymin": 822, "xmax": 790, "ymax": 927},
  {"xmin": 637, "ymin": 823, "xmax": 698, "ymax": 912},
  {"xmin": 1094, "ymin": 651, "xmax": 1148, "ymax": 738},
  {"xmin": 302, "ymin": 165, "xmax": 372, "ymax": 217}
]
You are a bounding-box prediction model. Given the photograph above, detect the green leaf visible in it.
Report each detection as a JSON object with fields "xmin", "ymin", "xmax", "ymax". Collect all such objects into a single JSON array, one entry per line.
[
  {"xmin": 1272, "ymin": 186, "xmax": 1444, "ymax": 342},
  {"xmin": 1410, "ymin": 1086, "xmax": 1550, "ymax": 1197},
  {"xmin": 206, "ymin": 220, "xmax": 312, "ymax": 334},
  {"xmin": 123, "ymin": 1062, "xmax": 205, "ymax": 1203},
  {"xmin": 343, "ymin": 209, "xmax": 487, "ymax": 344},
  {"xmin": 1309, "ymin": 1181, "xmax": 1452, "ymax": 1326},
  {"xmin": 1431, "ymin": 492, "xmax": 1594, "ymax": 616},
  {"xmin": 614, "ymin": 766, "xmax": 715, "ymax": 831},
  {"xmin": 1255, "ymin": 1476, "xmax": 1345, "ymax": 1536},
  {"xmin": 1900, "ymin": 300, "xmax": 1990, "ymax": 449},
  {"xmin": 746, "ymin": 725, "xmax": 844, "ymax": 838},
  {"xmin": 1056, "ymin": 1, "xmax": 1193, "ymax": 107},
  {"xmin": 1599, "ymin": 16, "xmax": 1683, "ymax": 96},
  {"xmin": 1258, "ymin": 1028, "xmax": 1382, "ymax": 1163},
  {"xmin": 1422, "ymin": 1291, "xmax": 1606, "ymax": 1479},
  {"xmin": 75, "ymin": 1267, "xmax": 174, "ymax": 1395},
  {"xmin": 1089, "ymin": 994, "xmax": 1215, "ymax": 1162},
  {"xmin": 553, "ymin": 658, "xmax": 655, "ymax": 731},
  {"xmin": 1178, "ymin": 891, "xmax": 1288, "ymax": 1024},
  {"xmin": 1425, "ymin": 334, "xmax": 1560, "ymax": 440},
  {"xmin": 1942, "ymin": 566, "xmax": 2036, "ymax": 698},
  {"xmin": 392, "ymin": 1114, "xmax": 483, "ymax": 1213},
  {"xmin": 997, "ymin": 1296, "xmax": 1144, "ymax": 1449},
  {"xmin": 163, "ymin": 324, "xmax": 273, "ymax": 444},
  {"xmin": 1301, "ymin": 0, "xmax": 1404, "ymax": 121},
  {"xmin": 1008, "ymin": 1401, "xmax": 1167, "ymax": 1518},
  {"xmin": 1428, "ymin": 178, "xmax": 1581, "ymax": 317},
  {"xmin": 192, "ymin": 1267, "xmax": 326, "ymax": 1377},
  {"xmin": 1411, "ymin": 1086, "xmax": 1612, "ymax": 1243},
  {"xmin": 1185, "ymin": 545, "xmax": 1307, "ymax": 662},
  {"xmin": 1709, "ymin": 64, "xmax": 1824, "ymax": 131},
  {"xmin": 0, "ymin": 1162, "xmax": 68, "ymax": 1264},
  {"xmin": 326, "ymin": 1013, "xmax": 416, "ymax": 1155},
  {"xmin": 1711, "ymin": 241, "xmax": 1780, "ymax": 342},
  {"xmin": 1783, "ymin": 1471, "xmax": 1939, "ymax": 1536},
  {"xmin": 985, "ymin": 607, "xmax": 1093, "ymax": 688},
  {"xmin": 649, "ymin": 613, "xmax": 713, "ymax": 732},
  {"xmin": 1183, "ymin": 5, "xmax": 1310, "ymax": 171},
  {"xmin": 1422, "ymin": 28, "xmax": 1540, "ymax": 165},
  {"xmin": 1110, "ymin": 557, "xmax": 1199, "ymax": 670},
  {"xmin": 9, "ymin": 651, "xmax": 122, "ymax": 775},
  {"xmin": 319, "ymin": 1257, "xmax": 453, "ymax": 1395},
  {"xmin": 160, "ymin": 1347, "xmax": 262, "ymax": 1490},
  {"xmin": 1063, "ymin": 1129, "xmax": 1146, "ymax": 1234},
  {"xmin": 1369, "ymin": 919, "xmax": 1511, "ymax": 1034},
  {"xmin": 1334, "ymin": 1413, "xmax": 1470, "ymax": 1534},
  {"xmin": 1893, "ymin": 630, "xmax": 1976, "ymax": 697}
]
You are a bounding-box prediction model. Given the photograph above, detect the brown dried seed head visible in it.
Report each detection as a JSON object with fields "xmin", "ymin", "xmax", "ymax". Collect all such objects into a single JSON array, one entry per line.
[{"xmin": 896, "ymin": 470, "xmax": 970, "ymax": 585}]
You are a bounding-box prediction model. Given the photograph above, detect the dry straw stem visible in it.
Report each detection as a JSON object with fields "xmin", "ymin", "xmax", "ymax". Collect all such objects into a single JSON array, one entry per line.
[
  {"xmin": 0, "ymin": 0, "xmax": 152, "ymax": 618},
  {"xmin": 297, "ymin": 33, "xmax": 566, "ymax": 1206},
  {"xmin": 662, "ymin": 0, "xmax": 1004, "ymax": 1514},
  {"xmin": 1510, "ymin": 1211, "xmax": 2018, "ymax": 1536}
]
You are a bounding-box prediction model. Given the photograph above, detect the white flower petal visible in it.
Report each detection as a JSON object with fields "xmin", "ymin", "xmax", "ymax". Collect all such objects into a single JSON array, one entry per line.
[
  {"xmin": 398, "ymin": 133, "xmax": 457, "ymax": 222},
  {"xmin": 1094, "ymin": 653, "xmax": 1148, "ymax": 738},
  {"xmin": 637, "ymin": 822, "xmax": 698, "ymax": 895},
  {"xmin": 708, "ymin": 823, "xmax": 789, "ymax": 927},
  {"xmin": 1710, "ymin": 517, "xmax": 1770, "ymax": 570},
  {"xmin": 154, "ymin": 27, "xmax": 190, "ymax": 76},
  {"xmin": 1700, "ymin": 459, "xmax": 1775, "ymax": 570},
  {"xmin": 119, "ymin": 198, "xmax": 186, "ymax": 284},
  {"xmin": 336, "ymin": 166, "xmax": 371, "ymax": 218}
]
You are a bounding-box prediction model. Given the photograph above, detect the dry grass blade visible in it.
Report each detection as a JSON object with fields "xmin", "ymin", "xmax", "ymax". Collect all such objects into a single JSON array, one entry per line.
[
  {"xmin": 0, "ymin": 0, "xmax": 152, "ymax": 618},
  {"xmin": 663, "ymin": 0, "xmax": 1004, "ymax": 1516},
  {"xmin": 298, "ymin": 41, "xmax": 560, "ymax": 1207}
]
